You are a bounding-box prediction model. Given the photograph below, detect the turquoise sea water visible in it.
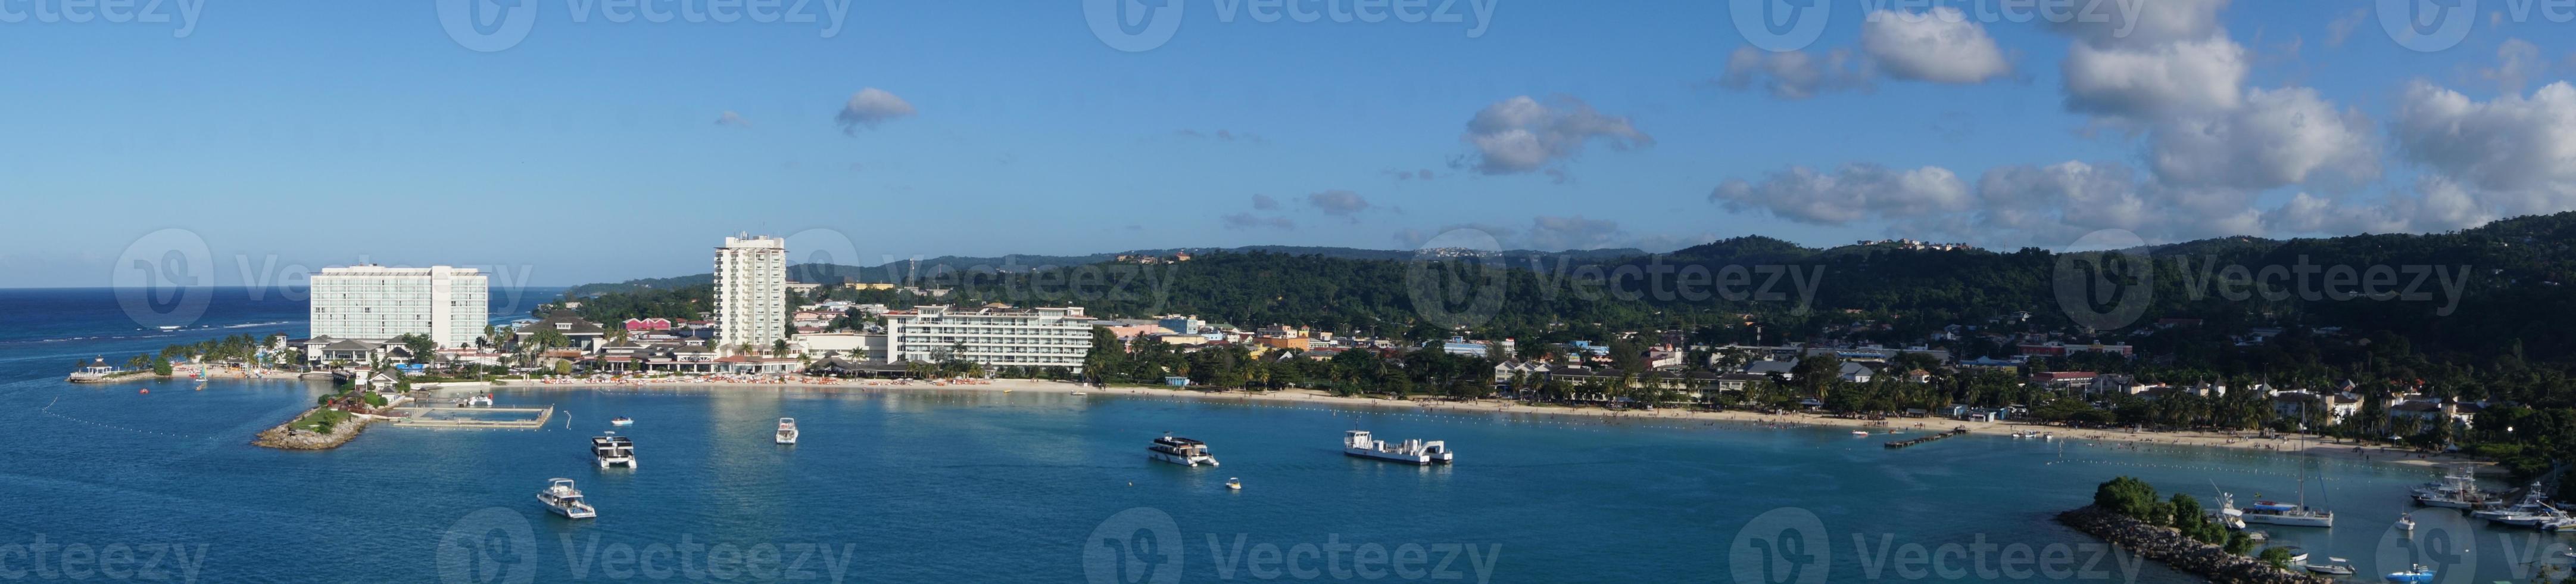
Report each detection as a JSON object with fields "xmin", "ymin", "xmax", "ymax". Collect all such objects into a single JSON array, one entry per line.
[{"xmin": 0, "ymin": 288, "xmax": 2565, "ymax": 583}]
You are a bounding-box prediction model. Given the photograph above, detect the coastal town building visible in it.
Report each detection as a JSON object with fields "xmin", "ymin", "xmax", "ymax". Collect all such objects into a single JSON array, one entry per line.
[
  {"xmin": 713, "ymin": 235, "xmax": 788, "ymax": 356},
  {"xmin": 308, "ymin": 265, "xmax": 488, "ymax": 348},
  {"xmin": 880, "ymin": 305, "xmax": 1094, "ymax": 372}
]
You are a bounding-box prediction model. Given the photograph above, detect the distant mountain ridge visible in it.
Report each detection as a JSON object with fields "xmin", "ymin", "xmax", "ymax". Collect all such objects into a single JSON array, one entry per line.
[{"xmin": 564, "ymin": 245, "xmax": 1650, "ymax": 296}]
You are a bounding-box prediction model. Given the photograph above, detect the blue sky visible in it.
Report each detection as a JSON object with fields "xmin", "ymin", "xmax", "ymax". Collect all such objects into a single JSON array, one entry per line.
[{"xmin": 4, "ymin": 0, "xmax": 2571, "ymax": 287}]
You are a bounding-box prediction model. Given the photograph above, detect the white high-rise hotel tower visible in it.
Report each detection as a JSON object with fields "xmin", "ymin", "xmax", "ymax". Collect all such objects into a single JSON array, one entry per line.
[
  {"xmin": 714, "ymin": 235, "xmax": 788, "ymax": 355},
  {"xmin": 309, "ymin": 265, "xmax": 489, "ymax": 348}
]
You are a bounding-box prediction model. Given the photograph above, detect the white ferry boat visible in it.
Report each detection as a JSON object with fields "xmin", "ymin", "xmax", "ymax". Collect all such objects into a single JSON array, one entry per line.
[
  {"xmin": 775, "ymin": 418, "xmax": 799, "ymax": 445},
  {"xmin": 1343, "ymin": 431, "xmax": 1454, "ymax": 464},
  {"xmin": 64, "ymin": 358, "xmax": 121, "ymax": 383},
  {"xmin": 591, "ymin": 436, "xmax": 637, "ymax": 468},
  {"xmin": 1148, "ymin": 433, "xmax": 1218, "ymax": 467},
  {"xmin": 537, "ymin": 478, "xmax": 597, "ymax": 519}
]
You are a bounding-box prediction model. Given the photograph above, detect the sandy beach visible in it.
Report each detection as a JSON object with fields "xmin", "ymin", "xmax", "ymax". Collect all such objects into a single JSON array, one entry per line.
[{"xmin": 439, "ymin": 374, "xmax": 2484, "ymax": 470}]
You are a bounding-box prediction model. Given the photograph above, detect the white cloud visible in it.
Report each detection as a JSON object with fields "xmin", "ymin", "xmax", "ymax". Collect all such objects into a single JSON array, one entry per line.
[
  {"xmin": 1459, "ymin": 96, "xmax": 1653, "ymax": 175},
  {"xmin": 2480, "ymin": 39, "xmax": 2547, "ymax": 94},
  {"xmin": 2147, "ymin": 86, "xmax": 2379, "ymax": 190},
  {"xmin": 1708, "ymin": 164, "xmax": 1972, "ymax": 225},
  {"xmin": 835, "ymin": 88, "xmax": 916, "ymax": 134},
  {"xmin": 1861, "ymin": 8, "xmax": 2011, "ymax": 84},
  {"xmin": 1220, "ymin": 213, "xmax": 1296, "ymax": 231},
  {"xmin": 2062, "ymin": 35, "xmax": 2248, "ymax": 119},
  {"xmin": 1305, "ymin": 190, "xmax": 1378, "ymax": 221},
  {"xmin": 2392, "ymin": 79, "xmax": 2576, "ymax": 217}
]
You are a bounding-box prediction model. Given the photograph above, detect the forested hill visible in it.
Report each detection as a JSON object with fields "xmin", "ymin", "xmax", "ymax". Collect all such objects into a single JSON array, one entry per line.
[
  {"xmin": 563, "ymin": 245, "xmax": 1648, "ymax": 297},
  {"xmin": 562, "ymin": 212, "xmax": 2576, "ymax": 366}
]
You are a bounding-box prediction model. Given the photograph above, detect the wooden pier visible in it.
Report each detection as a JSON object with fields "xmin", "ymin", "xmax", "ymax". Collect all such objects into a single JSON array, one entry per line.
[
  {"xmin": 1885, "ymin": 427, "xmax": 1969, "ymax": 449},
  {"xmin": 389, "ymin": 405, "xmax": 553, "ymax": 429}
]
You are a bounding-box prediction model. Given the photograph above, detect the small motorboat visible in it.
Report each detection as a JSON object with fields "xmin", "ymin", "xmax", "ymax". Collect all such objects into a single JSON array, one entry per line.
[
  {"xmin": 537, "ymin": 478, "xmax": 597, "ymax": 519},
  {"xmin": 2303, "ymin": 558, "xmax": 2356, "ymax": 576},
  {"xmin": 1225, "ymin": 477, "xmax": 1242, "ymax": 490},
  {"xmin": 1851, "ymin": 431, "xmax": 1870, "ymax": 437},
  {"xmin": 2397, "ymin": 514, "xmax": 2416, "ymax": 532},
  {"xmin": 2384, "ymin": 564, "xmax": 2434, "ymax": 583},
  {"xmin": 610, "ymin": 417, "xmax": 635, "ymax": 427},
  {"xmin": 2278, "ymin": 546, "xmax": 2309, "ymax": 564},
  {"xmin": 775, "ymin": 418, "xmax": 799, "ymax": 445}
]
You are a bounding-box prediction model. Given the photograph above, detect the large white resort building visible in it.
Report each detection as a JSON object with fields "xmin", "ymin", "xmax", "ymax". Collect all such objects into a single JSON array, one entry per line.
[
  {"xmin": 308, "ymin": 265, "xmax": 489, "ymax": 348},
  {"xmin": 714, "ymin": 235, "xmax": 788, "ymax": 356},
  {"xmin": 882, "ymin": 306, "xmax": 1093, "ymax": 372}
]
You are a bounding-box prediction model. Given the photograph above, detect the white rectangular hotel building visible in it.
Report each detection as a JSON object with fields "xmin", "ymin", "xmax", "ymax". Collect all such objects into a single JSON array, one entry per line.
[
  {"xmin": 882, "ymin": 306, "xmax": 1094, "ymax": 372},
  {"xmin": 309, "ymin": 265, "xmax": 489, "ymax": 348},
  {"xmin": 714, "ymin": 235, "xmax": 788, "ymax": 355}
]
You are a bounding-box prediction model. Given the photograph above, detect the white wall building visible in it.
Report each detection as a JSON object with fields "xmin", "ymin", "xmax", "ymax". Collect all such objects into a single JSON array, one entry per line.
[
  {"xmin": 882, "ymin": 306, "xmax": 1094, "ymax": 372},
  {"xmin": 310, "ymin": 265, "xmax": 489, "ymax": 348},
  {"xmin": 714, "ymin": 235, "xmax": 788, "ymax": 356}
]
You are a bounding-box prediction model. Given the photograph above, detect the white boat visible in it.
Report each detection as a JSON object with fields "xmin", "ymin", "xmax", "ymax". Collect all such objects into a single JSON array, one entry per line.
[
  {"xmin": 2303, "ymin": 558, "xmax": 2356, "ymax": 576},
  {"xmin": 2277, "ymin": 546, "xmax": 2309, "ymax": 564},
  {"xmin": 537, "ymin": 478, "xmax": 597, "ymax": 519},
  {"xmin": 2397, "ymin": 514, "xmax": 2415, "ymax": 532},
  {"xmin": 65, "ymin": 358, "xmax": 121, "ymax": 383},
  {"xmin": 2207, "ymin": 490, "xmax": 2248, "ymax": 530},
  {"xmin": 2241, "ymin": 475, "xmax": 2334, "ymax": 527},
  {"xmin": 1343, "ymin": 430, "xmax": 1454, "ymax": 465},
  {"xmin": 591, "ymin": 436, "xmax": 637, "ymax": 468},
  {"xmin": 2474, "ymin": 483, "xmax": 2555, "ymax": 524},
  {"xmin": 1148, "ymin": 433, "xmax": 1218, "ymax": 467},
  {"xmin": 1225, "ymin": 477, "xmax": 1241, "ymax": 490},
  {"xmin": 609, "ymin": 417, "xmax": 634, "ymax": 427},
  {"xmin": 775, "ymin": 418, "xmax": 799, "ymax": 445},
  {"xmin": 2412, "ymin": 465, "xmax": 2494, "ymax": 509},
  {"xmin": 2384, "ymin": 564, "xmax": 2434, "ymax": 583},
  {"xmin": 1851, "ymin": 430, "xmax": 1869, "ymax": 437}
]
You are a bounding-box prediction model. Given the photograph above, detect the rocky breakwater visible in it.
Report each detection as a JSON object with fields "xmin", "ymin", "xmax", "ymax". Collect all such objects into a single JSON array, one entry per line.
[
  {"xmin": 251, "ymin": 409, "xmax": 375, "ymax": 450},
  {"xmin": 2054, "ymin": 506, "xmax": 2329, "ymax": 584}
]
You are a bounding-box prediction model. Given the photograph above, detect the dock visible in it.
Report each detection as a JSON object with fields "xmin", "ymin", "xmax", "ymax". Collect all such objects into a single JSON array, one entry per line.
[
  {"xmin": 1885, "ymin": 427, "xmax": 1969, "ymax": 449},
  {"xmin": 389, "ymin": 406, "xmax": 553, "ymax": 429}
]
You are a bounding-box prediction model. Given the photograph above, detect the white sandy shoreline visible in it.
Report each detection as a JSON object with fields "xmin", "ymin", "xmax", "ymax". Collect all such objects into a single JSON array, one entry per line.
[{"xmin": 417, "ymin": 375, "xmax": 2481, "ymax": 470}]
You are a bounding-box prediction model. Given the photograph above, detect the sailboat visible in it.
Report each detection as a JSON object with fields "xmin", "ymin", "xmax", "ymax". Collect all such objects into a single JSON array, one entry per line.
[{"xmin": 2240, "ymin": 471, "xmax": 2334, "ymax": 527}]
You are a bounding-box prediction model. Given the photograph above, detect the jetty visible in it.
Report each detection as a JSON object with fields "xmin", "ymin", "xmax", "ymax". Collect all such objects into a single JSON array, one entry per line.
[
  {"xmin": 389, "ymin": 405, "xmax": 554, "ymax": 429},
  {"xmin": 2056, "ymin": 505, "xmax": 2329, "ymax": 583},
  {"xmin": 1884, "ymin": 427, "xmax": 1969, "ymax": 449}
]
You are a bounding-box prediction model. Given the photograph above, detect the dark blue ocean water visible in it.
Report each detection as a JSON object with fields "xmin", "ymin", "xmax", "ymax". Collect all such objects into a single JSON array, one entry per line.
[{"xmin": 0, "ymin": 288, "xmax": 2559, "ymax": 583}]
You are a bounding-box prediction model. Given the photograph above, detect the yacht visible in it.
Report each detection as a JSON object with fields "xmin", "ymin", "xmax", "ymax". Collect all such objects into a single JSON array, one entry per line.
[
  {"xmin": 537, "ymin": 478, "xmax": 597, "ymax": 519},
  {"xmin": 2241, "ymin": 476, "xmax": 2334, "ymax": 527},
  {"xmin": 775, "ymin": 418, "xmax": 799, "ymax": 445},
  {"xmin": 1343, "ymin": 431, "xmax": 1454, "ymax": 464},
  {"xmin": 2473, "ymin": 483, "xmax": 2555, "ymax": 523},
  {"xmin": 1148, "ymin": 434, "xmax": 1219, "ymax": 467},
  {"xmin": 2412, "ymin": 465, "xmax": 2494, "ymax": 509},
  {"xmin": 591, "ymin": 436, "xmax": 637, "ymax": 468},
  {"xmin": 2207, "ymin": 491, "xmax": 2247, "ymax": 530}
]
